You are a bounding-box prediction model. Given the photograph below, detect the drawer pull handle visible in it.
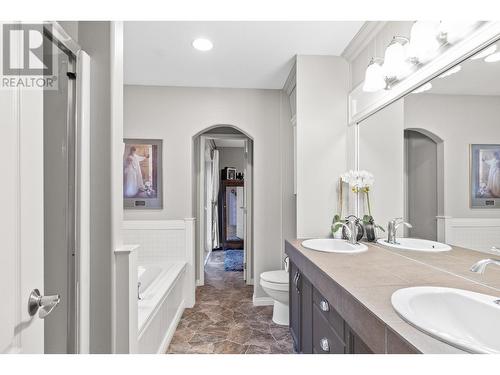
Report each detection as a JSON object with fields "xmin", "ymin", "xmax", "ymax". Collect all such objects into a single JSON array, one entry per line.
[
  {"xmin": 295, "ymin": 272, "xmax": 301, "ymax": 294},
  {"xmin": 320, "ymin": 338, "xmax": 330, "ymax": 352},
  {"xmin": 319, "ymin": 299, "xmax": 329, "ymax": 312}
]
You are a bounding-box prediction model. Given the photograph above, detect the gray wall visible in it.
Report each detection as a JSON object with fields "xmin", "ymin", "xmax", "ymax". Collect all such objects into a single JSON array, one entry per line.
[
  {"xmin": 78, "ymin": 21, "xmax": 113, "ymax": 353},
  {"xmin": 404, "ymin": 93, "xmax": 500, "ymax": 218},
  {"xmin": 123, "ymin": 85, "xmax": 293, "ymax": 298},
  {"xmin": 295, "ymin": 56, "xmax": 349, "ymax": 238},
  {"xmin": 405, "ymin": 130, "xmax": 438, "ymax": 240},
  {"xmin": 219, "ymin": 147, "xmax": 245, "ymax": 173}
]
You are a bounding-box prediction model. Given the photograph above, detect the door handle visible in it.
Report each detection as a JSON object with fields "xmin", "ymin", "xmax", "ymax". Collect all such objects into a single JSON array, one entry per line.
[{"xmin": 28, "ymin": 289, "xmax": 61, "ymax": 319}]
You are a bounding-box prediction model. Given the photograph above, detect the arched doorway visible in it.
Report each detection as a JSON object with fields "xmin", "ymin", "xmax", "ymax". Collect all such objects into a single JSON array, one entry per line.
[
  {"xmin": 193, "ymin": 125, "xmax": 254, "ymax": 286},
  {"xmin": 404, "ymin": 128, "xmax": 444, "ymax": 240}
]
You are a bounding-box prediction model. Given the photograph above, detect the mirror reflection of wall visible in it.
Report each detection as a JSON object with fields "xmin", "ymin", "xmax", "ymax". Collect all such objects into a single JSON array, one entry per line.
[{"xmin": 356, "ymin": 39, "xmax": 500, "ymax": 250}]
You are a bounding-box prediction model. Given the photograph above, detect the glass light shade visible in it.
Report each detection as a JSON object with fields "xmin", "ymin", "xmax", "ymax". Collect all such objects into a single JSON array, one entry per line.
[
  {"xmin": 192, "ymin": 38, "xmax": 213, "ymax": 51},
  {"xmin": 439, "ymin": 21, "xmax": 478, "ymax": 44},
  {"xmin": 383, "ymin": 39, "xmax": 412, "ymax": 80},
  {"xmin": 485, "ymin": 52, "xmax": 500, "ymax": 63},
  {"xmin": 471, "ymin": 45, "xmax": 497, "ymax": 60},
  {"xmin": 438, "ymin": 64, "xmax": 461, "ymax": 78},
  {"xmin": 407, "ymin": 21, "xmax": 441, "ymax": 64},
  {"xmin": 363, "ymin": 60, "xmax": 386, "ymax": 92},
  {"xmin": 412, "ymin": 82, "xmax": 432, "ymax": 94}
]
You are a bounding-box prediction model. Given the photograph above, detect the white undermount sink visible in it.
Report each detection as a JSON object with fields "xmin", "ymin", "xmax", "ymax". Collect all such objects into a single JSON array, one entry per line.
[
  {"xmin": 301, "ymin": 239, "xmax": 368, "ymax": 253},
  {"xmin": 377, "ymin": 238, "xmax": 451, "ymax": 252},
  {"xmin": 392, "ymin": 286, "xmax": 500, "ymax": 353}
]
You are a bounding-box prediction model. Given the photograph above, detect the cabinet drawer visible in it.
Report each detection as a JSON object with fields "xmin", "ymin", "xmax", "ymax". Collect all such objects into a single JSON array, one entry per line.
[
  {"xmin": 312, "ymin": 304, "xmax": 346, "ymax": 354},
  {"xmin": 313, "ymin": 287, "xmax": 344, "ymax": 340}
]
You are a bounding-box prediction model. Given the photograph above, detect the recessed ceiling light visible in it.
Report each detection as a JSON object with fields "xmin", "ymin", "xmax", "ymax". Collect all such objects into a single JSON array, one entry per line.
[
  {"xmin": 471, "ymin": 45, "xmax": 497, "ymax": 60},
  {"xmin": 412, "ymin": 82, "xmax": 432, "ymax": 94},
  {"xmin": 438, "ymin": 65, "xmax": 461, "ymax": 78},
  {"xmin": 485, "ymin": 52, "xmax": 500, "ymax": 63},
  {"xmin": 192, "ymin": 38, "xmax": 213, "ymax": 52}
]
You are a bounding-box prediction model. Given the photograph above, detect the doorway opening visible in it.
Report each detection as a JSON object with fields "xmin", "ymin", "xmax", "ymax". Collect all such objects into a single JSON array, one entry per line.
[
  {"xmin": 195, "ymin": 126, "xmax": 254, "ymax": 287},
  {"xmin": 404, "ymin": 129, "xmax": 444, "ymax": 241}
]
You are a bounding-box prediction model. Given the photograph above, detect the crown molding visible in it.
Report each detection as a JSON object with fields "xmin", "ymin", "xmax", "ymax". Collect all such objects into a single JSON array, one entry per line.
[{"xmin": 341, "ymin": 21, "xmax": 388, "ymax": 62}]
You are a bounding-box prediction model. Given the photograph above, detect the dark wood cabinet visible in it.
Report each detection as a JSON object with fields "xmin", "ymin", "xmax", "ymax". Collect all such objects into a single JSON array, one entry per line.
[
  {"xmin": 289, "ymin": 259, "xmax": 372, "ymax": 354},
  {"xmin": 219, "ymin": 179, "xmax": 244, "ymax": 250}
]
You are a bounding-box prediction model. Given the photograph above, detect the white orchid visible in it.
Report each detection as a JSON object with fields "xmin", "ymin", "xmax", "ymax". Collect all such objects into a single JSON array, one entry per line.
[{"xmin": 340, "ymin": 170, "xmax": 374, "ymax": 192}]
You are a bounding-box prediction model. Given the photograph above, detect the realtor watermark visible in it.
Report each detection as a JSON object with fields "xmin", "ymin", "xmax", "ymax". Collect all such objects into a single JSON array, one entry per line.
[{"xmin": 1, "ymin": 23, "xmax": 58, "ymax": 90}]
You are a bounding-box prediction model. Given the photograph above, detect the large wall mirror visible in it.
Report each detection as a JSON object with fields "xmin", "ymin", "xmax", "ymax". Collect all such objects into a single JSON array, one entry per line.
[{"xmin": 356, "ymin": 38, "xmax": 500, "ymax": 253}]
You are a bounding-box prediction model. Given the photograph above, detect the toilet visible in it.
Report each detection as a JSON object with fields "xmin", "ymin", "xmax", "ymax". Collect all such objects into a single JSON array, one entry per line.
[{"xmin": 260, "ymin": 270, "xmax": 289, "ymax": 325}]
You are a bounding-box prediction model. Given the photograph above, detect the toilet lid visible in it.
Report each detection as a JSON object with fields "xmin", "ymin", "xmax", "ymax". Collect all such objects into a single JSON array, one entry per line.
[{"xmin": 261, "ymin": 270, "xmax": 288, "ymax": 284}]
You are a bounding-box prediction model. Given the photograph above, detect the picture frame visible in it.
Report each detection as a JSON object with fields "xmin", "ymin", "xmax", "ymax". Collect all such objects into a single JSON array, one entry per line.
[
  {"xmin": 227, "ymin": 167, "xmax": 237, "ymax": 180},
  {"xmin": 470, "ymin": 144, "xmax": 500, "ymax": 208},
  {"xmin": 123, "ymin": 138, "xmax": 163, "ymax": 209}
]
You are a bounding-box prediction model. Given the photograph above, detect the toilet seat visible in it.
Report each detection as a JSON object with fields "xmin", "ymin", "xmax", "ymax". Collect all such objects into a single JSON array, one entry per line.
[
  {"xmin": 261, "ymin": 270, "xmax": 288, "ymax": 284},
  {"xmin": 260, "ymin": 270, "xmax": 289, "ymax": 292}
]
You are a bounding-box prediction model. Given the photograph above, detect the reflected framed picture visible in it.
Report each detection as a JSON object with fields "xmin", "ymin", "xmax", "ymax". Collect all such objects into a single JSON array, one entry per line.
[
  {"xmin": 470, "ymin": 144, "xmax": 500, "ymax": 208},
  {"xmin": 123, "ymin": 139, "xmax": 163, "ymax": 209}
]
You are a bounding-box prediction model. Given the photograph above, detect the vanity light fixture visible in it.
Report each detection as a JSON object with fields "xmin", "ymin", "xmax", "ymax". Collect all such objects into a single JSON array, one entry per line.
[
  {"xmin": 407, "ymin": 21, "xmax": 442, "ymax": 64},
  {"xmin": 438, "ymin": 64, "xmax": 461, "ymax": 78},
  {"xmin": 471, "ymin": 44, "xmax": 497, "ymax": 60},
  {"xmin": 363, "ymin": 58, "xmax": 386, "ymax": 92},
  {"xmin": 484, "ymin": 52, "xmax": 500, "ymax": 63},
  {"xmin": 383, "ymin": 37, "xmax": 413, "ymax": 83},
  {"xmin": 192, "ymin": 38, "xmax": 213, "ymax": 51},
  {"xmin": 411, "ymin": 82, "xmax": 432, "ymax": 94},
  {"xmin": 439, "ymin": 21, "xmax": 479, "ymax": 44}
]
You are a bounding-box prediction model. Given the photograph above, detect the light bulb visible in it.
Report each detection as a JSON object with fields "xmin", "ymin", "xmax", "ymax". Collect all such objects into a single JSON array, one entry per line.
[
  {"xmin": 192, "ymin": 38, "xmax": 213, "ymax": 51},
  {"xmin": 407, "ymin": 21, "xmax": 441, "ymax": 64},
  {"xmin": 471, "ymin": 45, "xmax": 497, "ymax": 60},
  {"xmin": 363, "ymin": 59, "xmax": 386, "ymax": 92}
]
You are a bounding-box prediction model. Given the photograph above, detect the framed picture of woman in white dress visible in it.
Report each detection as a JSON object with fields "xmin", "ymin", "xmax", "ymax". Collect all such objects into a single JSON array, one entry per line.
[
  {"xmin": 123, "ymin": 139, "xmax": 163, "ymax": 209},
  {"xmin": 470, "ymin": 144, "xmax": 500, "ymax": 208}
]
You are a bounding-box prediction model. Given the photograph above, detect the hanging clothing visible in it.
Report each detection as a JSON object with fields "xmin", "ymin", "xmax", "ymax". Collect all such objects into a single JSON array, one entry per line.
[
  {"xmin": 486, "ymin": 157, "xmax": 500, "ymax": 197},
  {"xmin": 124, "ymin": 153, "xmax": 146, "ymax": 197}
]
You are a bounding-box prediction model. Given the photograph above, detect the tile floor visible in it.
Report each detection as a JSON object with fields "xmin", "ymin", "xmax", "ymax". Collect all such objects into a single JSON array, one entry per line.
[{"xmin": 167, "ymin": 250, "xmax": 294, "ymax": 354}]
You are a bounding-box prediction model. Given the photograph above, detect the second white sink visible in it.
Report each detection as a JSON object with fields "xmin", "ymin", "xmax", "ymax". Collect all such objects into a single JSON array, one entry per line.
[
  {"xmin": 377, "ymin": 237, "xmax": 451, "ymax": 252},
  {"xmin": 392, "ymin": 286, "xmax": 500, "ymax": 353},
  {"xmin": 301, "ymin": 239, "xmax": 368, "ymax": 253}
]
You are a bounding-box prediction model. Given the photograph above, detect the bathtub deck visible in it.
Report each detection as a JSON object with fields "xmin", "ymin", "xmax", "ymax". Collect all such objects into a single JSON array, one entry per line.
[{"xmin": 166, "ymin": 251, "xmax": 294, "ymax": 354}]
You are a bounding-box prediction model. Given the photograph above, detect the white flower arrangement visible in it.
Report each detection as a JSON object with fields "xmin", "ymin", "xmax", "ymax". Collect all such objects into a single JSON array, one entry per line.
[{"xmin": 340, "ymin": 170, "xmax": 374, "ymax": 193}]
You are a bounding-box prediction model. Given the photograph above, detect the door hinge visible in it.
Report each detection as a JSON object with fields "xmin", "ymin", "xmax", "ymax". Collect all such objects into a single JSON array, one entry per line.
[{"xmin": 244, "ymin": 262, "xmax": 247, "ymax": 270}]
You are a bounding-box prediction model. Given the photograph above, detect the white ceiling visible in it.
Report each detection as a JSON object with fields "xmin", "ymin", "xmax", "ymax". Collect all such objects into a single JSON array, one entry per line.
[
  {"xmin": 422, "ymin": 41, "xmax": 500, "ymax": 96},
  {"xmin": 214, "ymin": 139, "xmax": 245, "ymax": 148},
  {"xmin": 124, "ymin": 21, "xmax": 363, "ymax": 89}
]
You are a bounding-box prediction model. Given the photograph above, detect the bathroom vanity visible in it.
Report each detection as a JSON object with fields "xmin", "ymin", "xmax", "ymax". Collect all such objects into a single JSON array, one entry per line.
[{"xmin": 285, "ymin": 239, "xmax": 500, "ymax": 354}]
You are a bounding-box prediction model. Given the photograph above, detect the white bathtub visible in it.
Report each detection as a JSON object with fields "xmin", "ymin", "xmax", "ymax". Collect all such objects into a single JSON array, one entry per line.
[{"xmin": 137, "ymin": 261, "xmax": 186, "ymax": 353}]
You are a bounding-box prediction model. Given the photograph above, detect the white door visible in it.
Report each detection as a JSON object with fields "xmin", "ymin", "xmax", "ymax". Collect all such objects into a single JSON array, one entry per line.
[
  {"xmin": 0, "ymin": 24, "xmax": 45, "ymax": 353},
  {"xmin": 243, "ymin": 139, "xmax": 253, "ymax": 284}
]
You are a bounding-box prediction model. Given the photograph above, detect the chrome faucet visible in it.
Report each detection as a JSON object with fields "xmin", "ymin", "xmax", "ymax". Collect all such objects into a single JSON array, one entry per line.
[
  {"xmin": 470, "ymin": 258, "xmax": 500, "ymax": 274},
  {"xmin": 336, "ymin": 216, "xmax": 360, "ymax": 245},
  {"xmin": 386, "ymin": 218, "xmax": 412, "ymax": 244}
]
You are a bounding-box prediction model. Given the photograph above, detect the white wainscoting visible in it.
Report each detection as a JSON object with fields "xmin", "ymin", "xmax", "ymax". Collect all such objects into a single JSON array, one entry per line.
[
  {"xmin": 442, "ymin": 217, "xmax": 500, "ymax": 253},
  {"xmin": 121, "ymin": 219, "xmax": 195, "ymax": 353}
]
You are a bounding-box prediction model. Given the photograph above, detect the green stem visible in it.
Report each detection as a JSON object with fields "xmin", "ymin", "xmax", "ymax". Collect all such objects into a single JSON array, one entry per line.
[{"xmin": 366, "ymin": 190, "xmax": 372, "ymax": 217}]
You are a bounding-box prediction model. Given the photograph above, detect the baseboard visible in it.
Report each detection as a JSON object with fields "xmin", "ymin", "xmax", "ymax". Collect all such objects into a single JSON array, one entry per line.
[
  {"xmin": 157, "ymin": 299, "xmax": 185, "ymax": 354},
  {"xmin": 196, "ymin": 279, "xmax": 203, "ymax": 287},
  {"xmin": 252, "ymin": 295, "xmax": 274, "ymax": 306}
]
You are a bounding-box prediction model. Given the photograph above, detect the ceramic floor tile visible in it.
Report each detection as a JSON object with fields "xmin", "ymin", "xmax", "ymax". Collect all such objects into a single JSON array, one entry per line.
[{"xmin": 166, "ymin": 250, "xmax": 295, "ymax": 354}]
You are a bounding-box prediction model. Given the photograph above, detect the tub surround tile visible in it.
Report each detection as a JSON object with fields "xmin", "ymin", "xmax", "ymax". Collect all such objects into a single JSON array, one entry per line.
[{"xmin": 167, "ymin": 250, "xmax": 294, "ymax": 354}]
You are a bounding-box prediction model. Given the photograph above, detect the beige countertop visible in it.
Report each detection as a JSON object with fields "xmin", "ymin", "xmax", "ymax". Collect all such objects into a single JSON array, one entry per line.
[{"xmin": 285, "ymin": 239, "xmax": 500, "ymax": 354}]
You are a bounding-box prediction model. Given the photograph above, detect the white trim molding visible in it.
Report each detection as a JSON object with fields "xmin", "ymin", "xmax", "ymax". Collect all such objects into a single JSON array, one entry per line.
[
  {"xmin": 341, "ymin": 21, "xmax": 388, "ymax": 62},
  {"xmin": 349, "ymin": 22, "xmax": 500, "ymax": 124}
]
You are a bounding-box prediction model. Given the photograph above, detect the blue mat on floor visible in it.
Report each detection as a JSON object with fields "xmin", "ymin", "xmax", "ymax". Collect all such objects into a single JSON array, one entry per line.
[{"xmin": 224, "ymin": 249, "xmax": 244, "ymax": 271}]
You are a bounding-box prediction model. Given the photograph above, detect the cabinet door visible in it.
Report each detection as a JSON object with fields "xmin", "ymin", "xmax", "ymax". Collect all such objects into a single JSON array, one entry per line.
[
  {"xmin": 347, "ymin": 328, "xmax": 373, "ymax": 354},
  {"xmin": 289, "ymin": 262, "xmax": 301, "ymax": 352},
  {"xmin": 312, "ymin": 304, "xmax": 347, "ymax": 354},
  {"xmin": 300, "ymin": 276, "xmax": 313, "ymax": 354}
]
